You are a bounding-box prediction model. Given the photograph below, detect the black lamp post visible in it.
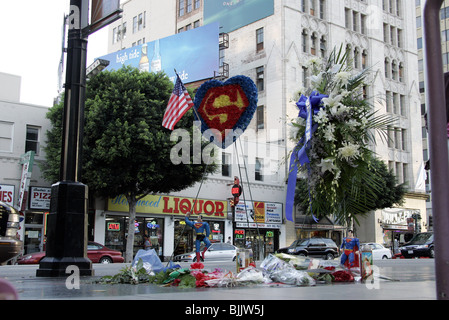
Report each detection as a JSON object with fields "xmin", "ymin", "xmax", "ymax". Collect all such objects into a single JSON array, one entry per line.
[{"xmin": 37, "ymin": 0, "xmax": 92, "ymax": 277}]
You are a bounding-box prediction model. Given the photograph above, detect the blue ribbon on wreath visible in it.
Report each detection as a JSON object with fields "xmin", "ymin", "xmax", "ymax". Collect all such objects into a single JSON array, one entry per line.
[{"xmin": 285, "ymin": 91, "xmax": 328, "ymax": 222}]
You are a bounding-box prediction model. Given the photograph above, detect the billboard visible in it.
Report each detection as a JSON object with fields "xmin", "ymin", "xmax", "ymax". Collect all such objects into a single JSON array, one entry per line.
[
  {"xmin": 96, "ymin": 23, "xmax": 219, "ymax": 83},
  {"xmin": 204, "ymin": 0, "xmax": 274, "ymax": 33}
]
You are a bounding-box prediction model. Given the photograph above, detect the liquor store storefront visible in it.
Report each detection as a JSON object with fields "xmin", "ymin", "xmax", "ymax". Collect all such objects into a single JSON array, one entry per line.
[{"xmin": 102, "ymin": 194, "xmax": 229, "ymax": 260}]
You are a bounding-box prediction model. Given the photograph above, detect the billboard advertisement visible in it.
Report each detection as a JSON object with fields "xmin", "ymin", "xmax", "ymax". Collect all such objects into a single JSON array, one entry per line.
[
  {"xmin": 204, "ymin": 0, "xmax": 274, "ymax": 33},
  {"xmin": 96, "ymin": 22, "xmax": 219, "ymax": 83},
  {"xmin": 235, "ymin": 200, "xmax": 282, "ymax": 227}
]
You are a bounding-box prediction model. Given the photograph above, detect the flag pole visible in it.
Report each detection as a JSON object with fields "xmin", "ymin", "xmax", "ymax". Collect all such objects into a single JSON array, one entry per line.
[{"xmin": 174, "ymin": 68, "xmax": 201, "ymax": 122}]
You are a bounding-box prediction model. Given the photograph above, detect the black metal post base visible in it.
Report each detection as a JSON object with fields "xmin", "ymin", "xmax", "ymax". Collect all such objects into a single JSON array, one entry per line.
[{"xmin": 36, "ymin": 181, "xmax": 93, "ymax": 277}]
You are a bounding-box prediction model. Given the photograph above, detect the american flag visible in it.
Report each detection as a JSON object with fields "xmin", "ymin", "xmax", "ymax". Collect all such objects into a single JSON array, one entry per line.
[{"xmin": 162, "ymin": 74, "xmax": 194, "ymax": 130}]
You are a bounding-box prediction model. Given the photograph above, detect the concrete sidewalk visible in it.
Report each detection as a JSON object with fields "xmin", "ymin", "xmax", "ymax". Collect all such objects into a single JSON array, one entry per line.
[{"xmin": 0, "ymin": 260, "xmax": 437, "ymax": 300}]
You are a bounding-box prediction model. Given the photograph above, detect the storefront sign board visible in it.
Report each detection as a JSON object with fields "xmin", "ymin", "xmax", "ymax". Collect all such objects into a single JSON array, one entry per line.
[{"xmin": 108, "ymin": 194, "xmax": 228, "ymax": 219}]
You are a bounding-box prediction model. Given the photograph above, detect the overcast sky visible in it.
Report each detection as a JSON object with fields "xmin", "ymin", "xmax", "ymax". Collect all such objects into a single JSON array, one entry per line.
[{"xmin": 0, "ymin": 1, "xmax": 108, "ymax": 107}]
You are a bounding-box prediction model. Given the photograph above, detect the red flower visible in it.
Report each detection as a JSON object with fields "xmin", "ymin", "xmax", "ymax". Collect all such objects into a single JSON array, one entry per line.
[
  {"xmin": 190, "ymin": 262, "xmax": 204, "ymax": 269},
  {"xmin": 332, "ymin": 270, "xmax": 354, "ymax": 282}
]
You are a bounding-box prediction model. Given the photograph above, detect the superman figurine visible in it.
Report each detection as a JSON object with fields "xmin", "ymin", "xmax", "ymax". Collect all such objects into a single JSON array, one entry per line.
[
  {"xmin": 340, "ymin": 230, "xmax": 360, "ymax": 268},
  {"xmin": 185, "ymin": 212, "xmax": 211, "ymax": 262}
]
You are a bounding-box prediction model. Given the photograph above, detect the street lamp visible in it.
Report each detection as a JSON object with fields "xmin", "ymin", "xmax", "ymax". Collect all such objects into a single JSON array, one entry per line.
[
  {"xmin": 86, "ymin": 58, "xmax": 110, "ymax": 79},
  {"xmin": 37, "ymin": 0, "xmax": 93, "ymax": 277}
]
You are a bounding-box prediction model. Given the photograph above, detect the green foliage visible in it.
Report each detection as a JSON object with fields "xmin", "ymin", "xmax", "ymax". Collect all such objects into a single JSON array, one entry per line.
[
  {"xmin": 41, "ymin": 66, "xmax": 218, "ymax": 262},
  {"xmin": 41, "ymin": 66, "xmax": 217, "ymax": 196},
  {"xmin": 83, "ymin": 66, "xmax": 217, "ymax": 198}
]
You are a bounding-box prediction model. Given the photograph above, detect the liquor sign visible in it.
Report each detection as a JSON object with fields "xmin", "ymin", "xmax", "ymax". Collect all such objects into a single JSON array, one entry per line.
[
  {"xmin": 29, "ymin": 187, "xmax": 51, "ymax": 210},
  {"xmin": 108, "ymin": 194, "xmax": 228, "ymax": 219},
  {"xmin": 96, "ymin": 22, "xmax": 219, "ymax": 84},
  {"xmin": 0, "ymin": 185, "xmax": 15, "ymax": 207}
]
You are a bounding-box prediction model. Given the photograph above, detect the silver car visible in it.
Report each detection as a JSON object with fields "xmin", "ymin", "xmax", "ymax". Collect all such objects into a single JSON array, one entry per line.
[
  {"xmin": 362, "ymin": 243, "xmax": 392, "ymax": 260},
  {"xmin": 175, "ymin": 242, "xmax": 237, "ymax": 262}
]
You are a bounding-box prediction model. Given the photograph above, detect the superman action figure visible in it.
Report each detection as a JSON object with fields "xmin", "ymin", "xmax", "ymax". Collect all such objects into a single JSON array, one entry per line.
[
  {"xmin": 340, "ymin": 230, "xmax": 360, "ymax": 268},
  {"xmin": 185, "ymin": 212, "xmax": 211, "ymax": 262}
]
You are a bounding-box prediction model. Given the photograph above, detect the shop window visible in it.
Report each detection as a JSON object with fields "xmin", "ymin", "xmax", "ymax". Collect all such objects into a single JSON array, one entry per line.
[{"xmin": 104, "ymin": 216, "xmax": 164, "ymax": 257}]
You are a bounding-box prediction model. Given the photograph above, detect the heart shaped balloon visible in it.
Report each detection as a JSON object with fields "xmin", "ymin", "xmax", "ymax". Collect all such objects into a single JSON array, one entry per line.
[{"xmin": 193, "ymin": 75, "xmax": 258, "ymax": 149}]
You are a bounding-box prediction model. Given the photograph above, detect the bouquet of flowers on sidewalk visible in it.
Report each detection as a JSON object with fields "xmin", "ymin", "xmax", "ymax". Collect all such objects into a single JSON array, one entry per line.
[{"xmin": 289, "ymin": 46, "xmax": 396, "ymax": 224}]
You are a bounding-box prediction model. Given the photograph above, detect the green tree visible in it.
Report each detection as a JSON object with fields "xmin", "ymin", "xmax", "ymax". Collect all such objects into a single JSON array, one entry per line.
[
  {"xmin": 42, "ymin": 66, "xmax": 217, "ymax": 262},
  {"xmin": 295, "ymin": 157, "xmax": 406, "ymax": 225}
]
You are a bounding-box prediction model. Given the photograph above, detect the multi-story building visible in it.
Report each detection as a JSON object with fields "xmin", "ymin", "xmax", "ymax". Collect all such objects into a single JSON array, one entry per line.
[
  {"xmin": 0, "ymin": 72, "xmax": 52, "ymax": 257},
  {"xmin": 97, "ymin": 0, "xmax": 427, "ymax": 259}
]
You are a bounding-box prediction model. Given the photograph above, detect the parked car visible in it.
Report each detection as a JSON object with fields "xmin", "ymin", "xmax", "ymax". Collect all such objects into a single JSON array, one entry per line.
[
  {"xmin": 400, "ymin": 232, "xmax": 434, "ymax": 258},
  {"xmin": 276, "ymin": 237, "xmax": 339, "ymax": 260},
  {"xmin": 0, "ymin": 201, "xmax": 22, "ymax": 264},
  {"xmin": 174, "ymin": 242, "xmax": 237, "ymax": 262},
  {"xmin": 17, "ymin": 241, "xmax": 125, "ymax": 264},
  {"xmin": 362, "ymin": 243, "xmax": 392, "ymax": 260}
]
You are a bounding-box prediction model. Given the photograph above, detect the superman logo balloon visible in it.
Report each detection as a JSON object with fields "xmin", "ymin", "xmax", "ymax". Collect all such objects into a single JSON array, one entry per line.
[{"xmin": 193, "ymin": 75, "xmax": 258, "ymax": 149}]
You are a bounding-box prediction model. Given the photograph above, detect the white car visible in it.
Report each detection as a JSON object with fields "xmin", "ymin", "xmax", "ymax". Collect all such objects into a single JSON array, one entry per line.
[
  {"xmin": 362, "ymin": 243, "xmax": 392, "ymax": 260},
  {"xmin": 175, "ymin": 242, "xmax": 237, "ymax": 262}
]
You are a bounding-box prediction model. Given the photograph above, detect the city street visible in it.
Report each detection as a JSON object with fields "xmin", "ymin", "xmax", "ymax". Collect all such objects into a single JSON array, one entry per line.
[{"xmin": 0, "ymin": 258, "xmax": 437, "ymax": 301}]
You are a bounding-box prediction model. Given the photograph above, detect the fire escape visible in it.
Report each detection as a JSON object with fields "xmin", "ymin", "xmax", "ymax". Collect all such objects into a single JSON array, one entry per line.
[{"xmin": 214, "ymin": 32, "xmax": 229, "ymax": 80}]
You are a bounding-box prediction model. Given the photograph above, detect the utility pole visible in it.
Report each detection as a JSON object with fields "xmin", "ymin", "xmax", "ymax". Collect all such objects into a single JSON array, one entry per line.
[
  {"xmin": 37, "ymin": 0, "xmax": 92, "ymax": 277},
  {"xmin": 422, "ymin": 0, "xmax": 449, "ymax": 300}
]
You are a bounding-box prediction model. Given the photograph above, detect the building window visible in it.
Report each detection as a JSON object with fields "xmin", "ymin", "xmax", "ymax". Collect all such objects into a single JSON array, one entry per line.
[
  {"xmin": 257, "ymin": 105, "xmax": 265, "ymax": 130},
  {"xmin": 179, "ymin": 0, "xmax": 185, "ymax": 17},
  {"xmin": 302, "ymin": 30, "xmax": 308, "ymax": 53},
  {"xmin": 0, "ymin": 121, "xmax": 14, "ymax": 152},
  {"xmin": 256, "ymin": 66, "xmax": 264, "ymax": 91},
  {"xmin": 26, "ymin": 125, "xmax": 40, "ymax": 155},
  {"xmin": 319, "ymin": 0, "xmax": 325, "ymax": 19},
  {"xmin": 187, "ymin": 0, "xmax": 193, "ymax": 13},
  {"xmin": 320, "ymin": 36, "xmax": 326, "ymax": 58},
  {"xmin": 311, "ymin": 33, "xmax": 317, "ymax": 55},
  {"xmin": 310, "ymin": 0, "xmax": 315, "ymax": 16},
  {"xmin": 256, "ymin": 28, "xmax": 264, "ymax": 52},
  {"xmin": 133, "ymin": 16, "xmax": 137, "ymax": 33},
  {"xmin": 222, "ymin": 153, "xmax": 231, "ymax": 177},
  {"xmin": 195, "ymin": 0, "xmax": 201, "ymax": 10},
  {"xmin": 138, "ymin": 12, "xmax": 146, "ymax": 31},
  {"xmin": 255, "ymin": 158, "xmax": 263, "ymax": 181}
]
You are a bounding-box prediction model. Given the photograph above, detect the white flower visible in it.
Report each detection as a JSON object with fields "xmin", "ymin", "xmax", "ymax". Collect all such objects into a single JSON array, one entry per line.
[
  {"xmin": 314, "ymin": 108, "xmax": 328, "ymax": 124},
  {"xmin": 337, "ymin": 141, "xmax": 360, "ymax": 161},
  {"xmin": 324, "ymin": 123, "xmax": 336, "ymax": 141},
  {"xmin": 306, "ymin": 56, "xmax": 323, "ymax": 68},
  {"xmin": 335, "ymin": 71, "xmax": 351, "ymax": 86},
  {"xmin": 347, "ymin": 119, "xmax": 360, "ymax": 128},
  {"xmin": 317, "ymin": 157, "xmax": 337, "ymax": 173},
  {"xmin": 309, "ymin": 72, "xmax": 323, "ymax": 88},
  {"xmin": 322, "ymin": 94, "xmax": 343, "ymax": 108}
]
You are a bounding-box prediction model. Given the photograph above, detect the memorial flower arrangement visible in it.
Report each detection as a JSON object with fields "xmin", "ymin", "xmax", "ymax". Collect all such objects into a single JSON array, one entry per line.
[{"xmin": 289, "ymin": 46, "xmax": 395, "ymax": 224}]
